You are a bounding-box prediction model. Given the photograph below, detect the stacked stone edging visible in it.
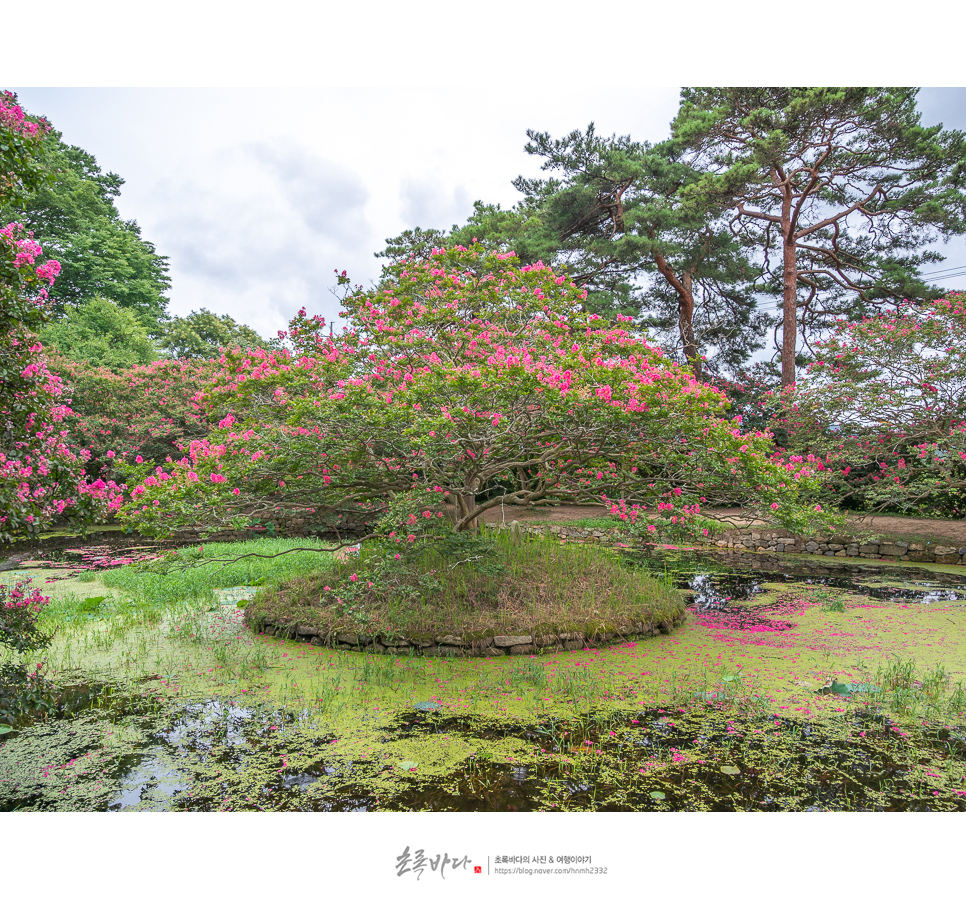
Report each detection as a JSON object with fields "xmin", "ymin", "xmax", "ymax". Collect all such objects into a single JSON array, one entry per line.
[
  {"xmin": 255, "ymin": 613, "xmax": 684, "ymax": 656},
  {"xmin": 480, "ymin": 520, "xmax": 966, "ymax": 566},
  {"xmin": 692, "ymin": 528, "xmax": 966, "ymax": 565}
]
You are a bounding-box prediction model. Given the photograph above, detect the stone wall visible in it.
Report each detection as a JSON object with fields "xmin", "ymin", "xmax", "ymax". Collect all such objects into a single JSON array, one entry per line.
[
  {"xmin": 255, "ymin": 616, "xmax": 683, "ymax": 657},
  {"xmin": 481, "ymin": 520, "xmax": 966, "ymax": 566},
  {"xmin": 693, "ymin": 529, "xmax": 966, "ymax": 566}
]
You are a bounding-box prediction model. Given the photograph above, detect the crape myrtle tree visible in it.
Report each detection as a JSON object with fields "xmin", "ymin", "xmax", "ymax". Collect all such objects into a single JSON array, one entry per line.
[
  {"xmin": 115, "ymin": 246, "xmax": 839, "ymax": 547},
  {"xmin": 774, "ymin": 292, "xmax": 966, "ymax": 517},
  {"xmin": 672, "ymin": 87, "xmax": 966, "ymax": 388},
  {"xmin": 380, "ymin": 128, "xmax": 767, "ymax": 380},
  {"xmin": 46, "ymin": 353, "xmax": 219, "ymax": 484},
  {"xmin": 0, "ymin": 92, "xmax": 122, "ymax": 542}
]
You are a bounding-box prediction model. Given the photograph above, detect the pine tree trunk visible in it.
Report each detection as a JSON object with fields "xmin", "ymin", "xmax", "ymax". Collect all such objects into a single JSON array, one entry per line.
[
  {"xmin": 678, "ymin": 271, "xmax": 701, "ymax": 381},
  {"xmin": 780, "ymin": 188, "xmax": 798, "ymax": 389}
]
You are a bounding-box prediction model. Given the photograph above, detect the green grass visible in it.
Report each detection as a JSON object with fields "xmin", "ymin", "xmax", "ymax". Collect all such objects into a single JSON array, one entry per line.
[
  {"xmin": 246, "ymin": 529, "xmax": 682, "ymax": 640},
  {"xmin": 101, "ymin": 537, "xmax": 338, "ymax": 608}
]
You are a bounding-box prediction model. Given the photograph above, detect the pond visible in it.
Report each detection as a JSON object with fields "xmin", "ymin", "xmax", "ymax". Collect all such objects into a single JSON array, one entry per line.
[{"xmin": 1, "ymin": 539, "xmax": 965, "ymax": 811}]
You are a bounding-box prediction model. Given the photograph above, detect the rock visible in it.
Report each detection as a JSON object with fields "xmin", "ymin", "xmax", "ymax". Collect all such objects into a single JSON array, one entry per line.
[
  {"xmin": 878, "ymin": 544, "xmax": 907, "ymax": 556},
  {"xmin": 508, "ymin": 643, "xmax": 536, "ymax": 655},
  {"xmin": 934, "ymin": 545, "xmax": 958, "ymax": 556},
  {"xmin": 859, "ymin": 544, "xmax": 880, "ymax": 554},
  {"xmin": 297, "ymin": 625, "xmax": 319, "ymax": 637},
  {"xmin": 436, "ymin": 634, "xmax": 462, "ymax": 646},
  {"xmin": 906, "ymin": 552, "xmax": 934, "ymax": 563},
  {"xmin": 399, "ymin": 636, "xmax": 433, "ymax": 648},
  {"xmin": 494, "ymin": 635, "xmax": 533, "ymax": 647},
  {"xmin": 805, "ymin": 541, "xmax": 820, "ymax": 553}
]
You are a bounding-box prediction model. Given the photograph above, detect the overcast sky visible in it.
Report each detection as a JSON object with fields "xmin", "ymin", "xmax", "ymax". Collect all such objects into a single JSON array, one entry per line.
[{"xmin": 6, "ymin": 86, "xmax": 966, "ymax": 342}]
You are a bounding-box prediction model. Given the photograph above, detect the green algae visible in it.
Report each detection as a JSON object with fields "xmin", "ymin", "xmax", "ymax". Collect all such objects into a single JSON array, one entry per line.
[{"xmin": 1, "ymin": 545, "xmax": 965, "ymax": 810}]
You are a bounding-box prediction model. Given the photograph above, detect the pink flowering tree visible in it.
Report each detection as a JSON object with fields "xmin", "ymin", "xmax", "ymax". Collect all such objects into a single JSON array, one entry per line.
[
  {"xmin": 47, "ymin": 354, "xmax": 219, "ymax": 483},
  {"xmin": 1, "ymin": 91, "xmax": 122, "ymax": 542},
  {"xmin": 774, "ymin": 293, "xmax": 966, "ymax": 517},
  {"xmin": 116, "ymin": 245, "xmax": 837, "ymax": 546}
]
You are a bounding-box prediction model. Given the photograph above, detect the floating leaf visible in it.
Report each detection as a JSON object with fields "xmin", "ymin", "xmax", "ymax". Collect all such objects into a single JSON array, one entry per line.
[
  {"xmin": 649, "ymin": 791, "xmax": 666, "ymax": 801},
  {"xmin": 0, "ymin": 725, "xmax": 12, "ymax": 735},
  {"xmin": 413, "ymin": 701, "xmax": 442, "ymax": 712},
  {"xmin": 398, "ymin": 761, "xmax": 418, "ymax": 771},
  {"xmin": 721, "ymin": 765, "xmax": 740, "ymax": 775},
  {"xmin": 78, "ymin": 596, "xmax": 106, "ymax": 612},
  {"xmin": 693, "ymin": 691, "xmax": 723, "ymax": 701},
  {"xmin": 816, "ymin": 679, "xmax": 881, "ymax": 696}
]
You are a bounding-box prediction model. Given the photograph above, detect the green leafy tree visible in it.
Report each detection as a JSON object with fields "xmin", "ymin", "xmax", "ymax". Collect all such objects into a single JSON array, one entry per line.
[
  {"xmin": 0, "ymin": 106, "xmax": 171, "ymax": 332},
  {"xmin": 672, "ymin": 87, "xmax": 966, "ymax": 387},
  {"xmin": 40, "ymin": 297, "xmax": 158, "ymax": 370},
  {"xmin": 158, "ymin": 308, "xmax": 268, "ymax": 360},
  {"xmin": 512, "ymin": 127, "xmax": 765, "ymax": 379}
]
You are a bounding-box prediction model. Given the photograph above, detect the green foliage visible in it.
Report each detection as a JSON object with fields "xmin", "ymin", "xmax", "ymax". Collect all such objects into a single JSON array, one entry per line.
[
  {"xmin": 671, "ymin": 87, "xmax": 966, "ymax": 385},
  {"xmin": 0, "ymin": 105, "xmax": 171, "ymax": 331},
  {"xmin": 158, "ymin": 308, "xmax": 268, "ymax": 360},
  {"xmin": 39, "ymin": 297, "xmax": 159, "ymax": 369},
  {"xmin": 512, "ymin": 127, "xmax": 766, "ymax": 377}
]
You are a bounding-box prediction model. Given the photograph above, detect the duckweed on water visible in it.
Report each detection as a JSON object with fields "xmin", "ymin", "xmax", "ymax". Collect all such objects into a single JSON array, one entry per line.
[{"xmin": 1, "ymin": 537, "xmax": 965, "ymax": 810}]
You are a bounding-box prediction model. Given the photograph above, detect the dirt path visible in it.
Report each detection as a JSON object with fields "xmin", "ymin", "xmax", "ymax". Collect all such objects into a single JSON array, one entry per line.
[{"xmin": 480, "ymin": 502, "xmax": 966, "ymax": 545}]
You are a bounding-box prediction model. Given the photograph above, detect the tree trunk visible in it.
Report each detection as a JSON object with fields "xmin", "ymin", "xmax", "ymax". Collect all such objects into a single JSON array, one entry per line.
[
  {"xmin": 653, "ymin": 251, "xmax": 702, "ymax": 380},
  {"xmin": 677, "ymin": 271, "xmax": 701, "ymax": 381},
  {"xmin": 781, "ymin": 198, "xmax": 798, "ymax": 389}
]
